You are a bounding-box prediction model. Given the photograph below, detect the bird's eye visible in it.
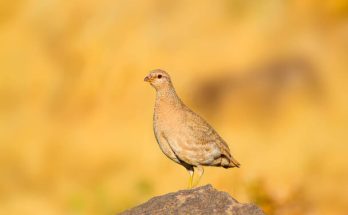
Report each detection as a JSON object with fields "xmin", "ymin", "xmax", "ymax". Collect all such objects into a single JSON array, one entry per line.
[{"xmin": 157, "ymin": 74, "xmax": 162, "ymax": 79}]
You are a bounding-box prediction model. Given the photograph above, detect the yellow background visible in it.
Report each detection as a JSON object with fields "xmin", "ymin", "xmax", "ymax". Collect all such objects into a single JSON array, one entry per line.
[{"xmin": 0, "ymin": 0, "xmax": 347, "ymax": 214}]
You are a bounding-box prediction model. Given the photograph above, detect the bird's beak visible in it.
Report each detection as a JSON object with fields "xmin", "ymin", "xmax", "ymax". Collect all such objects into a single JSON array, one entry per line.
[{"xmin": 144, "ymin": 75, "xmax": 152, "ymax": 82}]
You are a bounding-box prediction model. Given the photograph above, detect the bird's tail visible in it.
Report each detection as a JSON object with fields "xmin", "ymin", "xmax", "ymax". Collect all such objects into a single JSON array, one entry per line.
[
  {"xmin": 222, "ymin": 156, "xmax": 240, "ymax": 169},
  {"xmin": 229, "ymin": 156, "xmax": 241, "ymax": 168}
]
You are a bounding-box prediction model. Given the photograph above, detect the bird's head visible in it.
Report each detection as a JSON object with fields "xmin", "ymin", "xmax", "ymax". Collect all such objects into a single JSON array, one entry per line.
[{"xmin": 144, "ymin": 69, "xmax": 172, "ymax": 90}]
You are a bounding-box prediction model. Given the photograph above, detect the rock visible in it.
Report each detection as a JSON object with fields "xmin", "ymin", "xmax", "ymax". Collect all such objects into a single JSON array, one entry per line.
[{"xmin": 119, "ymin": 184, "xmax": 265, "ymax": 215}]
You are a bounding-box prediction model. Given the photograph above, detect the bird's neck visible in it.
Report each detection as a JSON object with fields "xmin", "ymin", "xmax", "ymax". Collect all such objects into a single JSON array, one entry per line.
[{"xmin": 155, "ymin": 86, "xmax": 183, "ymax": 109}]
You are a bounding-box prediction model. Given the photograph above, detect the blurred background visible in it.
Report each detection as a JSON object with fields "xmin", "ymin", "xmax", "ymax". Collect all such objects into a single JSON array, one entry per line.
[{"xmin": 0, "ymin": 0, "xmax": 347, "ymax": 214}]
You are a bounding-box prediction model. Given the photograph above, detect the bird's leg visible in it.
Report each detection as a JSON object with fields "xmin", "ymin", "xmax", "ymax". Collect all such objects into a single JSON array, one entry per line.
[
  {"xmin": 187, "ymin": 167, "xmax": 194, "ymax": 189},
  {"xmin": 193, "ymin": 166, "xmax": 204, "ymax": 187}
]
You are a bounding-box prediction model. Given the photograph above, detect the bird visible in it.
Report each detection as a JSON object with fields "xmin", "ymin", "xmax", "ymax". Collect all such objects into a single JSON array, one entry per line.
[{"xmin": 144, "ymin": 69, "xmax": 240, "ymax": 188}]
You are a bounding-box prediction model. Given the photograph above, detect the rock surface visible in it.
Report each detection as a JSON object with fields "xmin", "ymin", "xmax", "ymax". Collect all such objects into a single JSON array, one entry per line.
[{"xmin": 119, "ymin": 184, "xmax": 265, "ymax": 215}]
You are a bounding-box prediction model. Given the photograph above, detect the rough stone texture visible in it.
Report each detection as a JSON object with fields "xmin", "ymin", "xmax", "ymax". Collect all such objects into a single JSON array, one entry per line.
[{"xmin": 119, "ymin": 184, "xmax": 265, "ymax": 215}]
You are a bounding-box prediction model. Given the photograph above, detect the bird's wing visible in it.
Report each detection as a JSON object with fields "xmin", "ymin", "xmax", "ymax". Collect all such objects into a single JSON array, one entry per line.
[{"xmin": 183, "ymin": 108, "xmax": 240, "ymax": 167}]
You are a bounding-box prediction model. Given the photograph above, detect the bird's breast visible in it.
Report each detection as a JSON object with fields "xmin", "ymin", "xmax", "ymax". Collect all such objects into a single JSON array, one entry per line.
[{"xmin": 154, "ymin": 110, "xmax": 182, "ymax": 134}]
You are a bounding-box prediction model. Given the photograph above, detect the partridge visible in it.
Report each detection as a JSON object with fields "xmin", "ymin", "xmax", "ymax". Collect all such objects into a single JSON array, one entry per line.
[{"xmin": 144, "ymin": 69, "xmax": 240, "ymax": 188}]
